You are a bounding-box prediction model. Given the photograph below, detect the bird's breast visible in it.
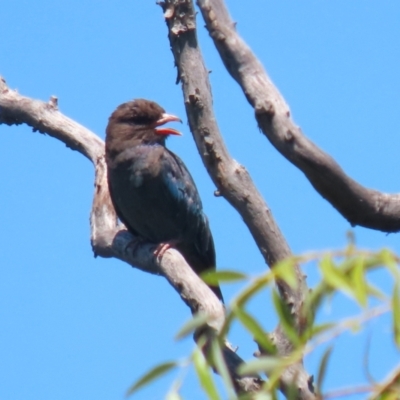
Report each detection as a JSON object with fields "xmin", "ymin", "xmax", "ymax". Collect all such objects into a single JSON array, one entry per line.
[
  {"xmin": 107, "ymin": 144, "xmax": 188, "ymax": 243},
  {"xmin": 111, "ymin": 144, "xmax": 163, "ymax": 183}
]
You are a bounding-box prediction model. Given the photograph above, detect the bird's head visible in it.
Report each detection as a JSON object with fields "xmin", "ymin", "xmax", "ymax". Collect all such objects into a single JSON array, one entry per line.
[{"xmin": 106, "ymin": 99, "xmax": 182, "ymax": 151}]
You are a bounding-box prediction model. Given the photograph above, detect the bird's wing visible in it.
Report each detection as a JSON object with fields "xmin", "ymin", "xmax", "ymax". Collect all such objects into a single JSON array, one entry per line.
[{"xmin": 161, "ymin": 149, "xmax": 215, "ymax": 262}]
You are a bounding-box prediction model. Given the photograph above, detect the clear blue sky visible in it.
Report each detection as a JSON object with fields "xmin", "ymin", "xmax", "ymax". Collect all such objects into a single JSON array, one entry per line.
[{"xmin": 1, "ymin": 1, "xmax": 399, "ymax": 399}]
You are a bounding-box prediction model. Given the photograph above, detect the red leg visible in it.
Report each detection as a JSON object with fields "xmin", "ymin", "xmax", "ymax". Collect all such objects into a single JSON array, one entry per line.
[{"xmin": 154, "ymin": 242, "xmax": 172, "ymax": 259}]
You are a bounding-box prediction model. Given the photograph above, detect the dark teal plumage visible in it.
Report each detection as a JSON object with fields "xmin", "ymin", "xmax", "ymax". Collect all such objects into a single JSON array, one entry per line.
[{"xmin": 105, "ymin": 99, "xmax": 223, "ymax": 302}]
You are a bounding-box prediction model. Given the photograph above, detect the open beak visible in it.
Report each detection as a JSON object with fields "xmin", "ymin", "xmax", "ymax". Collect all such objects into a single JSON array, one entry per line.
[{"xmin": 153, "ymin": 113, "xmax": 182, "ymax": 136}]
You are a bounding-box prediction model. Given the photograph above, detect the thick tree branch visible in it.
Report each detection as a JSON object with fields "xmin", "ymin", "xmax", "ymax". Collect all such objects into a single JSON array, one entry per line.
[
  {"xmin": 0, "ymin": 75, "xmax": 260, "ymax": 393},
  {"xmin": 159, "ymin": 1, "xmax": 315, "ymax": 398},
  {"xmin": 0, "ymin": 77, "xmax": 103, "ymax": 162},
  {"xmin": 0, "ymin": 75, "xmax": 223, "ymax": 317},
  {"xmin": 196, "ymin": 0, "xmax": 400, "ymax": 233},
  {"xmin": 160, "ymin": 0, "xmax": 307, "ymax": 318}
]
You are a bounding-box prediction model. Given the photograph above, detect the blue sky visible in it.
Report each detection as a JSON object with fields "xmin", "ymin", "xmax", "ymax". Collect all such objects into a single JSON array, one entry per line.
[{"xmin": 1, "ymin": 1, "xmax": 400, "ymax": 399}]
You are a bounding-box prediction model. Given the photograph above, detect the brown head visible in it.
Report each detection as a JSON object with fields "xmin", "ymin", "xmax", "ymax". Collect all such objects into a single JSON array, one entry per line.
[{"xmin": 105, "ymin": 99, "xmax": 182, "ymax": 159}]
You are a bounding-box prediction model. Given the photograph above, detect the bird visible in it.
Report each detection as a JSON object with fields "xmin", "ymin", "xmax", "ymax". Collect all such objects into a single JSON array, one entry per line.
[{"xmin": 105, "ymin": 99, "xmax": 224, "ymax": 302}]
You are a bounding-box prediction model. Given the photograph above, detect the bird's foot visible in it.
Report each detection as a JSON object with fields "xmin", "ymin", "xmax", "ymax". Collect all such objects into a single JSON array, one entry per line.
[
  {"xmin": 153, "ymin": 241, "xmax": 177, "ymax": 260},
  {"xmin": 154, "ymin": 242, "xmax": 171, "ymax": 259}
]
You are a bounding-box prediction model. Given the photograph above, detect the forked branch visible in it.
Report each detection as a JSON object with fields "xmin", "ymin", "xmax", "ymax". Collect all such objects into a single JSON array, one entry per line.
[
  {"xmin": 160, "ymin": 1, "xmax": 315, "ymax": 398},
  {"xmin": 197, "ymin": 0, "xmax": 400, "ymax": 233},
  {"xmin": 0, "ymin": 75, "xmax": 261, "ymax": 394}
]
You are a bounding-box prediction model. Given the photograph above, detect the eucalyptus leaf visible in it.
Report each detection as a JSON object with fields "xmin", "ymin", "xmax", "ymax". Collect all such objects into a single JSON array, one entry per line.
[
  {"xmin": 351, "ymin": 256, "xmax": 367, "ymax": 307},
  {"xmin": 175, "ymin": 313, "xmax": 210, "ymax": 340},
  {"xmin": 211, "ymin": 339, "xmax": 236, "ymax": 399},
  {"xmin": 273, "ymin": 258, "xmax": 298, "ymax": 289},
  {"xmin": 235, "ymin": 274, "xmax": 273, "ymax": 307},
  {"xmin": 193, "ymin": 348, "xmax": 221, "ymax": 400},
  {"xmin": 126, "ymin": 361, "xmax": 177, "ymax": 397},
  {"xmin": 233, "ymin": 307, "xmax": 276, "ymax": 354},
  {"xmin": 238, "ymin": 356, "xmax": 283, "ymax": 375},
  {"xmin": 272, "ymin": 290, "xmax": 300, "ymax": 347},
  {"xmin": 319, "ymin": 256, "xmax": 353, "ymax": 296},
  {"xmin": 392, "ymin": 284, "xmax": 400, "ymax": 348},
  {"xmin": 316, "ymin": 346, "xmax": 333, "ymax": 392},
  {"xmin": 201, "ymin": 270, "xmax": 248, "ymax": 285}
]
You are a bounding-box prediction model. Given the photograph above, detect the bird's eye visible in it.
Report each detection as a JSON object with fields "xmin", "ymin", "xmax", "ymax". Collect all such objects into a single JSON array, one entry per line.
[{"xmin": 132, "ymin": 116, "xmax": 154, "ymax": 125}]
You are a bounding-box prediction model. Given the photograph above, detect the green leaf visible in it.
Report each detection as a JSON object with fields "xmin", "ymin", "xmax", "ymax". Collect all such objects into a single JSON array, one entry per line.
[
  {"xmin": 351, "ymin": 256, "xmax": 367, "ymax": 307},
  {"xmin": 308, "ymin": 322, "xmax": 335, "ymax": 339},
  {"xmin": 238, "ymin": 356, "xmax": 282, "ymax": 376},
  {"xmin": 175, "ymin": 313, "xmax": 210, "ymax": 340},
  {"xmin": 272, "ymin": 290, "xmax": 300, "ymax": 346},
  {"xmin": 316, "ymin": 346, "xmax": 333, "ymax": 392},
  {"xmin": 392, "ymin": 283, "xmax": 400, "ymax": 348},
  {"xmin": 201, "ymin": 270, "xmax": 248, "ymax": 285},
  {"xmin": 303, "ymin": 284, "xmax": 325, "ymax": 320},
  {"xmin": 126, "ymin": 361, "xmax": 177, "ymax": 397},
  {"xmin": 235, "ymin": 273, "xmax": 274, "ymax": 307},
  {"xmin": 319, "ymin": 256, "xmax": 353, "ymax": 296},
  {"xmin": 233, "ymin": 307, "xmax": 276, "ymax": 354},
  {"xmin": 379, "ymin": 248, "xmax": 399, "ymax": 276},
  {"xmin": 192, "ymin": 348, "xmax": 221, "ymax": 400},
  {"xmin": 365, "ymin": 283, "xmax": 386, "ymax": 300},
  {"xmin": 301, "ymin": 321, "xmax": 335, "ymax": 343},
  {"xmin": 273, "ymin": 258, "xmax": 298, "ymax": 289},
  {"xmin": 210, "ymin": 339, "xmax": 236, "ymax": 399},
  {"xmin": 218, "ymin": 310, "xmax": 236, "ymax": 340},
  {"xmin": 285, "ymin": 383, "xmax": 301, "ymax": 400}
]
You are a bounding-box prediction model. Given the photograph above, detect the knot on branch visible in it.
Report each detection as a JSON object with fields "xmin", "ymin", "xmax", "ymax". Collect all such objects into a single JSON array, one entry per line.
[
  {"xmin": 0, "ymin": 76, "xmax": 9, "ymax": 93},
  {"xmin": 202, "ymin": 5, "xmax": 226, "ymax": 41},
  {"xmin": 214, "ymin": 189, "xmax": 221, "ymax": 197},
  {"xmin": 188, "ymin": 90, "xmax": 204, "ymax": 109},
  {"xmin": 48, "ymin": 96, "xmax": 58, "ymax": 110},
  {"xmin": 160, "ymin": 0, "xmax": 196, "ymax": 36},
  {"xmin": 285, "ymin": 129, "xmax": 295, "ymax": 142},
  {"xmin": 162, "ymin": 3, "xmax": 175, "ymax": 19},
  {"xmin": 255, "ymin": 100, "xmax": 275, "ymax": 120}
]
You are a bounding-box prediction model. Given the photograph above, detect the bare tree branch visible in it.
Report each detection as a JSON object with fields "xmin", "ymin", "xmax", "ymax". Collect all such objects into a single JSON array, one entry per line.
[
  {"xmin": 159, "ymin": 1, "xmax": 315, "ymax": 398},
  {"xmin": 0, "ymin": 75, "xmax": 262, "ymax": 394},
  {"xmin": 196, "ymin": 0, "xmax": 400, "ymax": 233},
  {"xmin": 0, "ymin": 76, "xmax": 223, "ymax": 316},
  {"xmin": 160, "ymin": 0, "xmax": 307, "ymax": 318},
  {"xmin": 0, "ymin": 77, "xmax": 103, "ymax": 162}
]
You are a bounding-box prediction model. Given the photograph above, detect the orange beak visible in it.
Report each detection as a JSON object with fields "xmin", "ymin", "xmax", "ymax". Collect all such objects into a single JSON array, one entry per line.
[{"xmin": 153, "ymin": 113, "xmax": 182, "ymax": 136}]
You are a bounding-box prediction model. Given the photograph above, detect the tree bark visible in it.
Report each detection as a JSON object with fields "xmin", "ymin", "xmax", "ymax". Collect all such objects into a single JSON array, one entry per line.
[
  {"xmin": 159, "ymin": 1, "xmax": 315, "ymax": 399},
  {"xmin": 196, "ymin": 0, "xmax": 400, "ymax": 233}
]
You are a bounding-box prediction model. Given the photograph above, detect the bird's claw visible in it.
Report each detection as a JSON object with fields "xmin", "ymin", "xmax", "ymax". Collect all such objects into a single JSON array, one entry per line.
[{"xmin": 153, "ymin": 242, "xmax": 172, "ymax": 260}]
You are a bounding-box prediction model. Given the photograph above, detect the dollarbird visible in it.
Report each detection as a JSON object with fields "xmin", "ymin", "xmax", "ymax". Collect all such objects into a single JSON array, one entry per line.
[{"xmin": 105, "ymin": 99, "xmax": 224, "ymax": 302}]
